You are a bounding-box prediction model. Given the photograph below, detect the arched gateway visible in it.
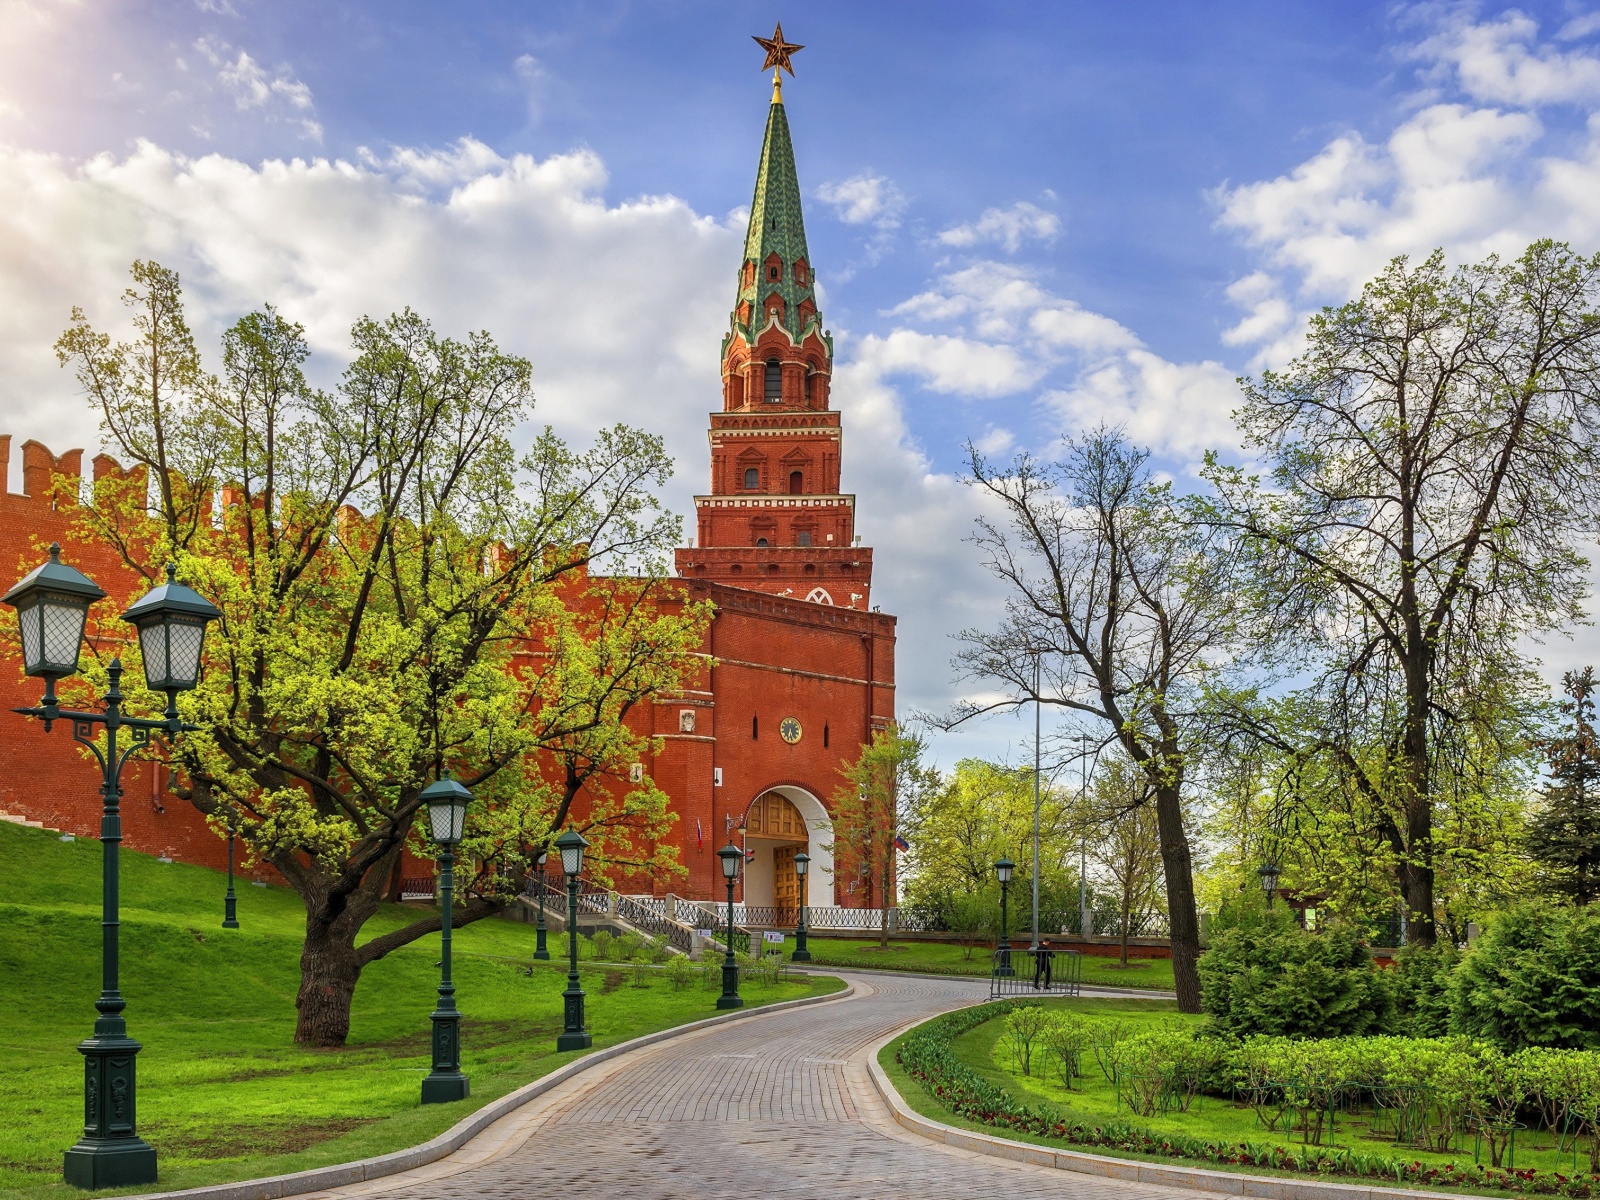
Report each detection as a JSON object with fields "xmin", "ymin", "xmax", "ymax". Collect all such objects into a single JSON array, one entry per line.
[{"xmin": 740, "ymin": 786, "xmax": 832, "ymax": 915}]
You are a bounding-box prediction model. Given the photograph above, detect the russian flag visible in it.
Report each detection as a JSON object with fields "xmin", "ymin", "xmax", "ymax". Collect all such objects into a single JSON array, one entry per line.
[
  {"xmin": 894, "ymin": 835, "xmax": 910, "ymax": 852},
  {"xmin": 696, "ymin": 818, "xmax": 703, "ymax": 850}
]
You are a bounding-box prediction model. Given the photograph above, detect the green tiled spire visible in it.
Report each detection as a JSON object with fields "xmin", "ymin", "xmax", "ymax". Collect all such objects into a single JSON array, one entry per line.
[{"xmin": 732, "ymin": 90, "xmax": 825, "ymax": 349}]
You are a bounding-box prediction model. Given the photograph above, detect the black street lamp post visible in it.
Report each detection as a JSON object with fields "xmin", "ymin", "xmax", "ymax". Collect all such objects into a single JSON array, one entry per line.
[
  {"xmin": 3, "ymin": 548, "xmax": 219, "ymax": 1190},
  {"xmin": 420, "ymin": 773, "xmax": 473, "ymax": 1104},
  {"xmin": 995, "ymin": 856, "xmax": 1015, "ymax": 977},
  {"xmin": 222, "ymin": 808, "xmax": 240, "ymax": 930},
  {"xmin": 717, "ymin": 843, "xmax": 744, "ymax": 1009},
  {"xmin": 555, "ymin": 828, "xmax": 591, "ymax": 1050},
  {"xmin": 790, "ymin": 851, "xmax": 811, "ymax": 962},
  {"xmin": 532, "ymin": 850, "xmax": 550, "ymax": 961}
]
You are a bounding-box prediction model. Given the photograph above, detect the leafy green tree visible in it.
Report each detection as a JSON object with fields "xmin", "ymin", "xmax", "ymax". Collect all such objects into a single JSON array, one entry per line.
[
  {"xmin": 1086, "ymin": 754, "xmax": 1165, "ymax": 964},
  {"xmin": 952, "ymin": 429, "xmax": 1247, "ymax": 1012},
  {"xmin": 1204, "ymin": 242, "xmax": 1600, "ymax": 945},
  {"xmin": 1198, "ymin": 899, "xmax": 1394, "ymax": 1038},
  {"xmin": 1529, "ymin": 668, "xmax": 1600, "ymax": 904},
  {"xmin": 900, "ymin": 758, "xmax": 1077, "ymax": 916},
  {"xmin": 53, "ymin": 262, "xmax": 708, "ymax": 1046},
  {"xmin": 827, "ymin": 723, "xmax": 939, "ymax": 948},
  {"xmin": 1450, "ymin": 902, "xmax": 1600, "ymax": 1050}
]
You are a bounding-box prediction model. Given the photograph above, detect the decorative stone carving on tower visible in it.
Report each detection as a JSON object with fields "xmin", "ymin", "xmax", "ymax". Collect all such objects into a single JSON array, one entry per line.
[{"xmin": 675, "ymin": 28, "xmax": 873, "ymax": 610}]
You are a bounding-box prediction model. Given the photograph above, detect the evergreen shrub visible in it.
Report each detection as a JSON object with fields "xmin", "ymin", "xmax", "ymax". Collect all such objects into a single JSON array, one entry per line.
[
  {"xmin": 1450, "ymin": 903, "xmax": 1600, "ymax": 1050},
  {"xmin": 1198, "ymin": 901, "xmax": 1393, "ymax": 1038}
]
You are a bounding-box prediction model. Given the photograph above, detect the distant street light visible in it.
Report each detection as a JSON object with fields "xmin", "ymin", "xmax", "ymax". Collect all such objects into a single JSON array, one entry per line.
[
  {"xmin": 3, "ymin": 547, "xmax": 219, "ymax": 1189},
  {"xmin": 717, "ymin": 843, "xmax": 744, "ymax": 1009},
  {"xmin": 222, "ymin": 807, "xmax": 240, "ymax": 930},
  {"xmin": 555, "ymin": 828, "xmax": 592, "ymax": 1050},
  {"xmin": 791, "ymin": 851, "xmax": 811, "ymax": 962},
  {"xmin": 420, "ymin": 773, "xmax": 472, "ymax": 1104},
  {"xmin": 995, "ymin": 856, "xmax": 1015, "ymax": 977},
  {"xmin": 1258, "ymin": 860, "xmax": 1281, "ymax": 908},
  {"xmin": 532, "ymin": 849, "xmax": 551, "ymax": 961}
]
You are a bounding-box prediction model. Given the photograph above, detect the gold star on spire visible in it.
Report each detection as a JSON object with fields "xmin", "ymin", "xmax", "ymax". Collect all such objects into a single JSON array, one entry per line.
[{"xmin": 753, "ymin": 22, "xmax": 804, "ymax": 78}]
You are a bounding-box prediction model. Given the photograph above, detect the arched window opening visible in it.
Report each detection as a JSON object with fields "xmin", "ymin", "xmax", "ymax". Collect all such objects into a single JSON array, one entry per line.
[
  {"xmin": 764, "ymin": 359, "xmax": 782, "ymax": 402},
  {"xmin": 755, "ymin": 537, "xmax": 769, "ymax": 547},
  {"xmin": 752, "ymin": 715, "xmax": 759, "ymax": 740},
  {"xmin": 823, "ymin": 723, "xmax": 829, "ymax": 748},
  {"xmin": 744, "ymin": 466, "xmax": 760, "ymax": 489},
  {"xmin": 768, "ymin": 265, "xmax": 779, "ymax": 280},
  {"xmin": 789, "ymin": 470, "xmax": 803, "ymax": 495}
]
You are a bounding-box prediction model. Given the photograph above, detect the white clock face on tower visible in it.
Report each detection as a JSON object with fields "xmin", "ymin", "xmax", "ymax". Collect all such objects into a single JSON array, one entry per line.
[{"xmin": 780, "ymin": 717, "xmax": 802, "ymax": 744}]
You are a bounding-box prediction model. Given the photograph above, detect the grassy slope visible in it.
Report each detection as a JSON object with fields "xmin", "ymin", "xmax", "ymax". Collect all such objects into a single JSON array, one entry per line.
[
  {"xmin": 878, "ymin": 998, "xmax": 1589, "ymax": 1196},
  {"xmin": 0, "ymin": 820, "xmax": 842, "ymax": 1200},
  {"xmin": 804, "ymin": 937, "xmax": 1176, "ymax": 990}
]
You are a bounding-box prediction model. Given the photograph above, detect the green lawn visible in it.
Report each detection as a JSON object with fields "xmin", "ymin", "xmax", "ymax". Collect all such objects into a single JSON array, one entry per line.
[
  {"xmin": 0, "ymin": 820, "xmax": 842, "ymax": 1200},
  {"xmin": 804, "ymin": 937, "xmax": 1176, "ymax": 990},
  {"xmin": 881, "ymin": 997, "xmax": 1592, "ymax": 1192}
]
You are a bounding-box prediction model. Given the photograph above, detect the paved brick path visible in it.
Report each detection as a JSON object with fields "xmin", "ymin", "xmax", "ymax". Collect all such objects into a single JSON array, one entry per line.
[{"xmin": 309, "ymin": 973, "xmax": 1189, "ymax": 1200}]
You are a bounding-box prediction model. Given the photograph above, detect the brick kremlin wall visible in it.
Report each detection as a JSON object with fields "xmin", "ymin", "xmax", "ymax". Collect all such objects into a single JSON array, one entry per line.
[
  {"xmin": 0, "ymin": 435, "xmax": 898, "ymax": 905},
  {"xmin": 0, "ymin": 437, "xmax": 268, "ymax": 876}
]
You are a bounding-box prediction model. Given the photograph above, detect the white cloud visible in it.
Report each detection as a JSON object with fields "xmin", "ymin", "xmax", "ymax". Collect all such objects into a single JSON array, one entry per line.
[
  {"xmin": 937, "ymin": 200, "xmax": 1059, "ymax": 253},
  {"xmin": 815, "ymin": 172, "xmax": 906, "ymax": 229},
  {"xmin": 1411, "ymin": 8, "xmax": 1600, "ymax": 106},
  {"xmin": 195, "ymin": 37, "xmax": 321, "ymax": 142},
  {"xmin": 854, "ymin": 329, "xmax": 1039, "ymax": 397},
  {"xmin": 1041, "ymin": 352, "xmax": 1242, "ymax": 461},
  {"xmin": 1216, "ymin": 9, "xmax": 1600, "ymax": 364}
]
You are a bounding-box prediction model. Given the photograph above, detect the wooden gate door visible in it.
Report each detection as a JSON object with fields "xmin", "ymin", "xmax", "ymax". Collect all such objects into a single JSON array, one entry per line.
[{"xmin": 774, "ymin": 844, "xmax": 800, "ymax": 925}]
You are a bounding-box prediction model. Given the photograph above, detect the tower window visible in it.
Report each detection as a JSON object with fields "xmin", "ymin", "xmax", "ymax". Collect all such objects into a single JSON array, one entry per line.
[
  {"xmin": 765, "ymin": 359, "xmax": 782, "ymax": 402},
  {"xmin": 823, "ymin": 723, "xmax": 829, "ymax": 748},
  {"xmin": 797, "ymin": 531, "xmax": 812, "ymax": 547},
  {"xmin": 744, "ymin": 466, "xmax": 759, "ymax": 489},
  {"xmin": 769, "ymin": 266, "xmax": 780, "ymax": 280},
  {"xmin": 803, "ymin": 373, "xmax": 812, "ymax": 404},
  {"xmin": 755, "ymin": 537, "xmax": 769, "ymax": 547},
  {"xmin": 789, "ymin": 470, "xmax": 803, "ymax": 495},
  {"xmin": 752, "ymin": 715, "xmax": 759, "ymax": 739}
]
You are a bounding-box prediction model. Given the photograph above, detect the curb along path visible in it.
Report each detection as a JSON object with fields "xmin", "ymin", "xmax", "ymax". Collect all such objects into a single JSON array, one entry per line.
[{"xmin": 257, "ymin": 974, "xmax": 1196, "ymax": 1200}]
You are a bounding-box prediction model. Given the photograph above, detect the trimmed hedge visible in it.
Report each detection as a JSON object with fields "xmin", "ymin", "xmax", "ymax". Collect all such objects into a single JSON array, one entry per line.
[{"xmin": 895, "ymin": 1001, "xmax": 1600, "ymax": 1197}]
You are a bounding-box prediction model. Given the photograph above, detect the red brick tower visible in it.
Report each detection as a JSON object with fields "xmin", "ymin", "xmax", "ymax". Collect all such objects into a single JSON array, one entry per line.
[{"xmin": 674, "ymin": 75, "xmax": 873, "ymax": 611}]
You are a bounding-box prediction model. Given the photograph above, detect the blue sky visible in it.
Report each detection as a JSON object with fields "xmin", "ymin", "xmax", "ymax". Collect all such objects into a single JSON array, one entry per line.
[{"xmin": 3, "ymin": 1, "xmax": 1600, "ymax": 768}]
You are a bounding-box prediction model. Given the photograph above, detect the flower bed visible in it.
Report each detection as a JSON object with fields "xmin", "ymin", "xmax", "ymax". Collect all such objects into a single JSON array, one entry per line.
[{"xmin": 895, "ymin": 1001, "xmax": 1600, "ymax": 1197}]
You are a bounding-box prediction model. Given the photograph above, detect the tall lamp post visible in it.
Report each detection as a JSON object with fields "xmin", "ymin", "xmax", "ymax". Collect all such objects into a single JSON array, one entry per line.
[
  {"xmin": 995, "ymin": 856, "xmax": 1015, "ymax": 977},
  {"xmin": 717, "ymin": 843, "xmax": 744, "ymax": 1009},
  {"xmin": 1075, "ymin": 733, "xmax": 1093, "ymax": 938},
  {"xmin": 3, "ymin": 549, "xmax": 219, "ymax": 1190},
  {"xmin": 555, "ymin": 828, "xmax": 591, "ymax": 1050},
  {"xmin": 221, "ymin": 807, "xmax": 240, "ymax": 930},
  {"xmin": 532, "ymin": 849, "xmax": 550, "ymax": 961},
  {"xmin": 1030, "ymin": 653, "xmax": 1042, "ymax": 950},
  {"xmin": 420, "ymin": 773, "xmax": 472, "ymax": 1104},
  {"xmin": 791, "ymin": 851, "xmax": 811, "ymax": 962}
]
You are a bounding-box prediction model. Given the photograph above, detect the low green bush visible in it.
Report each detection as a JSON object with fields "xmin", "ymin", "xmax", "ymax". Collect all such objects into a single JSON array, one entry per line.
[
  {"xmin": 895, "ymin": 1002, "xmax": 1600, "ymax": 1191},
  {"xmin": 1391, "ymin": 943, "xmax": 1457, "ymax": 1037},
  {"xmin": 1450, "ymin": 903, "xmax": 1600, "ymax": 1051},
  {"xmin": 1198, "ymin": 901, "xmax": 1393, "ymax": 1038}
]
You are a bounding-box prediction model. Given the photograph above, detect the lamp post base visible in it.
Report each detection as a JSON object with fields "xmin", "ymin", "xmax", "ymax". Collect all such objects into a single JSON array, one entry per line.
[
  {"xmin": 64, "ymin": 1138, "xmax": 157, "ymax": 1190},
  {"xmin": 716, "ymin": 994, "xmax": 745, "ymax": 1009},
  {"xmin": 420, "ymin": 1071, "xmax": 470, "ymax": 1105},
  {"xmin": 790, "ymin": 948, "xmax": 811, "ymax": 962},
  {"xmin": 556, "ymin": 1030, "xmax": 592, "ymax": 1051},
  {"xmin": 533, "ymin": 926, "xmax": 550, "ymax": 961}
]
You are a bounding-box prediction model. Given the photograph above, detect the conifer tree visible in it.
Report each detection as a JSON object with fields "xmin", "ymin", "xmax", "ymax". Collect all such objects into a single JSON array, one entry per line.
[{"xmin": 1529, "ymin": 668, "xmax": 1600, "ymax": 904}]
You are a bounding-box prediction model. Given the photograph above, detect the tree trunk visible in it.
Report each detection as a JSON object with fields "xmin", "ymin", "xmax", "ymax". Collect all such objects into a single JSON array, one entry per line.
[
  {"xmin": 1152, "ymin": 782, "xmax": 1202, "ymax": 1012},
  {"xmin": 294, "ymin": 925, "xmax": 363, "ymax": 1047}
]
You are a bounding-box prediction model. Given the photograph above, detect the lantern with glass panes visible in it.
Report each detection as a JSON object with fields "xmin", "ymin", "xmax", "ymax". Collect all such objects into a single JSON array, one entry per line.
[
  {"xmin": 2, "ymin": 547, "xmax": 219, "ymax": 1189},
  {"xmin": 995, "ymin": 856, "xmax": 1016, "ymax": 977},
  {"xmin": 791, "ymin": 851, "xmax": 812, "ymax": 961},
  {"xmin": 716, "ymin": 843, "xmax": 744, "ymax": 1009},
  {"xmin": 554, "ymin": 828, "xmax": 592, "ymax": 1050},
  {"xmin": 418, "ymin": 773, "xmax": 473, "ymax": 1104}
]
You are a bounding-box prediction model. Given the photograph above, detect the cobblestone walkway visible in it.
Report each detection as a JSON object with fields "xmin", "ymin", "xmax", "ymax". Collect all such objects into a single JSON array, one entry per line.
[{"xmin": 309, "ymin": 973, "xmax": 1189, "ymax": 1200}]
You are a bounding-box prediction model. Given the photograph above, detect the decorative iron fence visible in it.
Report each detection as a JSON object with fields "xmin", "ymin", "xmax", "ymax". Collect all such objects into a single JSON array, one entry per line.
[
  {"xmin": 988, "ymin": 946, "xmax": 1082, "ymax": 998},
  {"xmin": 399, "ymin": 876, "xmax": 435, "ymax": 901},
  {"xmin": 615, "ymin": 894, "xmax": 694, "ymax": 954}
]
